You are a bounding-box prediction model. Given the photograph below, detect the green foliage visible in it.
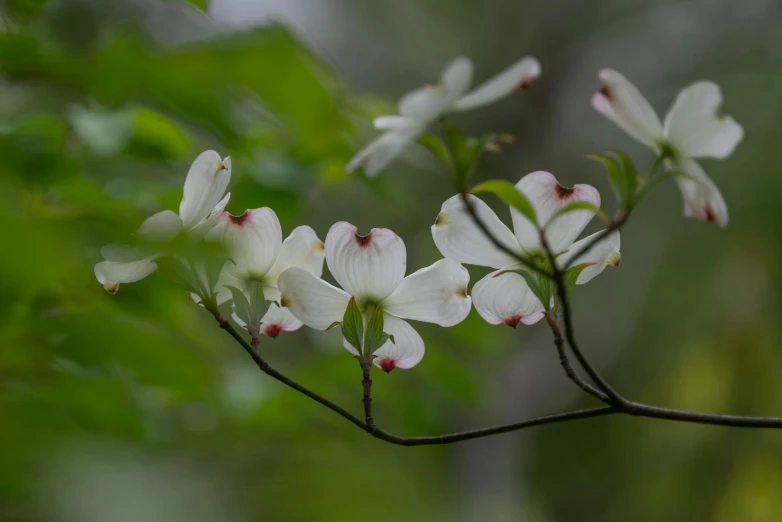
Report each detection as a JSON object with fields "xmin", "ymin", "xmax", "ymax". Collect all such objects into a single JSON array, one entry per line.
[
  {"xmin": 341, "ymin": 297, "xmax": 364, "ymax": 354},
  {"xmin": 563, "ymin": 262, "xmax": 594, "ymax": 292},
  {"xmin": 471, "ymin": 179, "xmax": 538, "ymax": 225},
  {"xmin": 363, "ymin": 304, "xmax": 389, "ymax": 356},
  {"xmin": 587, "ymin": 152, "xmax": 637, "ymax": 211}
]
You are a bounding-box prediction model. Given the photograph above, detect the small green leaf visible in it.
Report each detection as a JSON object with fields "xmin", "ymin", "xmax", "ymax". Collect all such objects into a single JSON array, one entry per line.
[
  {"xmin": 471, "ymin": 179, "xmax": 538, "ymax": 226},
  {"xmin": 563, "ymin": 263, "xmax": 595, "ymax": 292},
  {"xmin": 587, "ymin": 153, "xmax": 631, "ymax": 210},
  {"xmin": 155, "ymin": 256, "xmax": 202, "ymax": 295},
  {"xmin": 518, "ymin": 270, "xmax": 554, "ymax": 312},
  {"xmin": 363, "ymin": 305, "xmax": 386, "ymax": 356},
  {"xmin": 248, "ymin": 281, "xmax": 269, "ymax": 326},
  {"xmin": 326, "ymin": 321, "xmax": 341, "ymax": 331},
  {"xmin": 341, "ymin": 297, "xmax": 364, "ymax": 353},
  {"xmin": 226, "ymin": 285, "xmax": 252, "ymax": 325},
  {"xmin": 546, "ymin": 201, "xmax": 609, "ymax": 228},
  {"xmin": 607, "ymin": 149, "xmax": 638, "ymax": 198},
  {"xmin": 417, "ymin": 133, "xmax": 455, "ymax": 174}
]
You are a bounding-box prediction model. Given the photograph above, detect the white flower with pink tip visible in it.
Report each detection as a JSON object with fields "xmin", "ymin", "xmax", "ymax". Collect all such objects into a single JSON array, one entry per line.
[
  {"xmin": 278, "ymin": 222, "xmax": 471, "ymax": 371},
  {"xmin": 94, "ymin": 150, "xmax": 231, "ymax": 294},
  {"xmin": 206, "ymin": 208, "xmax": 325, "ymax": 338},
  {"xmin": 592, "ymin": 69, "xmax": 743, "ymax": 227},
  {"xmin": 432, "ymin": 171, "xmax": 621, "ymax": 327},
  {"xmin": 346, "ymin": 55, "xmax": 541, "ymax": 176}
]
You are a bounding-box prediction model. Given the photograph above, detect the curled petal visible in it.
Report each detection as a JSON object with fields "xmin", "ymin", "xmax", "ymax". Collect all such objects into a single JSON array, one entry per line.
[
  {"xmin": 209, "ymin": 208, "xmax": 282, "ymax": 280},
  {"xmin": 512, "ymin": 171, "xmax": 601, "ymax": 254},
  {"xmin": 370, "ymin": 314, "xmax": 425, "ymax": 371},
  {"xmin": 557, "ymin": 231, "xmax": 621, "ymax": 284},
  {"xmin": 432, "ymin": 194, "xmax": 519, "ymax": 269},
  {"xmin": 136, "ymin": 210, "xmax": 182, "ymax": 243},
  {"xmin": 325, "ymin": 222, "xmax": 406, "ymax": 302},
  {"xmin": 94, "ymin": 256, "xmax": 158, "ymax": 293},
  {"xmin": 451, "ymin": 56, "xmax": 541, "ymax": 112},
  {"xmin": 672, "ymin": 158, "xmax": 728, "ymax": 227},
  {"xmin": 663, "ymin": 81, "xmax": 744, "ymax": 159},
  {"xmin": 278, "ymin": 267, "xmax": 351, "ymax": 330},
  {"xmin": 188, "ymin": 192, "xmax": 230, "ymax": 239},
  {"xmin": 265, "ymin": 226, "xmax": 325, "ymax": 288},
  {"xmin": 345, "ymin": 128, "xmax": 422, "ymax": 176},
  {"xmin": 179, "ymin": 151, "xmax": 231, "ymax": 230},
  {"xmin": 383, "ymin": 258, "xmax": 471, "ymax": 327},
  {"xmin": 592, "ymin": 69, "xmax": 663, "ymax": 150},
  {"xmin": 471, "ymin": 270, "xmax": 545, "ymax": 327}
]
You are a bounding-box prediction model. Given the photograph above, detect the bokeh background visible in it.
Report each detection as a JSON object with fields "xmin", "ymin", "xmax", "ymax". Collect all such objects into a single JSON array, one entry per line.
[{"xmin": 1, "ymin": 0, "xmax": 781, "ymax": 520}]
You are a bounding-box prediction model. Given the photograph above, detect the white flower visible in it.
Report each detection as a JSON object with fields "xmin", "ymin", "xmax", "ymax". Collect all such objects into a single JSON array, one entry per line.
[
  {"xmin": 94, "ymin": 150, "xmax": 231, "ymax": 293},
  {"xmin": 277, "ymin": 222, "xmax": 472, "ymax": 371},
  {"xmin": 432, "ymin": 171, "xmax": 621, "ymax": 326},
  {"xmin": 346, "ymin": 56, "xmax": 541, "ymax": 176},
  {"xmin": 592, "ymin": 69, "xmax": 744, "ymax": 227},
  {"xmin": 206, "ymin": 208, "xmax": 326, "ymax": 337}
]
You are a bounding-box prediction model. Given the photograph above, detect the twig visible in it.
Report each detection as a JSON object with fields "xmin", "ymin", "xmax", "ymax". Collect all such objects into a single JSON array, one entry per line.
[
  {"xmin": 359, "ymin": 358, "xmax": 376, "ymax": 432},
  {"xmin": 544, "ymin": 312, "xmax": 610, "ymax": 403}
]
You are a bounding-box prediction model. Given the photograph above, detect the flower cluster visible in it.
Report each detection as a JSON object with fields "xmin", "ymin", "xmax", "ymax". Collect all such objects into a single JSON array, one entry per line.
[{"xmin": 95, "ymin": 54, "xmax": 743, "ymax": 374}]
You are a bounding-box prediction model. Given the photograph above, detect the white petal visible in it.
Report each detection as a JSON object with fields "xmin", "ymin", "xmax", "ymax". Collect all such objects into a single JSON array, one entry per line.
[
  {"xmin": 278, "ymin": 267, "xmax": 351, "ymax": 330},
  {"xmin": 471, "ymin": 270, "xmax": 545, "ymax": 327},
  {"xmin": 663, "ymin": 81, "xmax": 744, "ymax": 159},
  {"xmin": 440, "ymin": 56, "xmax": 473, "ymax": 99},
  {"xmin": 264, "ymin": 225, "xmax": 325, "ymax": 288},
  {"xmin": 557, "ymin": 231, "xmax": 621, "ymax": 284},
  {"xmin": 100, "ymin": 244, "xmax": 148, "ymax": 262},
  {"xmin": 396, "ymin": 86, "xmax": 451, "ymax": 120},
  {"xmin": 136, "ymin": 210, "xmax": 182, "ymax": 243},
  {"xmin": 187, "ymin": 192, "xmax": 231, "ymax": 239},
  {"xmin": 383, "ymin": 258, "xmax": 471, "ymax": 327},
  {"xmin": 208, "ymin": 208, "xmax": 282, "ymax": 280},
  {"xmin": 432, "ymin": 194, "xmax": 519, "ymax": 269},
  {"xmin": 592, "ymin": 69, "xmax": 664, "ymax": 149},
  {"xmin": 371, "ymin": 314, "xmax": 425, "ymax": 371},
  {"xmin": 259, "ymin": 303, "xmax": 304, "ymax": 338},
  {"xmin": 325, "ymin": 222, "xmax": 406, "ymax": 302},
  {"xmin": 94, "ymin": 256, "xmax": 158, "ymax": 292},
  {"xmin": 451, "ymin": 57, "xmax": 541, "ymax": 112},
  {"xmin": 512, "ymin": 171, "xmax": 601, "ymax": 254},
  {"xmin": 671, "ymin": 158, "xmax": 728, "ymax": 227},
  {"xmin": 345, "ymin": 129, "xmax": 422, "ymax": 177},
  {"xmin": 178, "ymin": 151, "xmax": 231, "ymax": 229},
  {"xmin": 373, "ymin": 115, "xmax": 420, "ymax": 131}
]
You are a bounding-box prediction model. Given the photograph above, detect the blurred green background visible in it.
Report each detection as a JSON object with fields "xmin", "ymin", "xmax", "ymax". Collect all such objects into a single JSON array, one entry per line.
[{"xmin": 1, "ymin": 0, "xmax": 781, "ymax": 520}]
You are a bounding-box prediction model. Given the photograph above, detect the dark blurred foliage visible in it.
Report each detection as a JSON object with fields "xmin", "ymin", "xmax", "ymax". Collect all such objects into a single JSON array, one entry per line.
[{"xmin": 0, "ymin": 0, "xmax": 781, "ymax": 521}]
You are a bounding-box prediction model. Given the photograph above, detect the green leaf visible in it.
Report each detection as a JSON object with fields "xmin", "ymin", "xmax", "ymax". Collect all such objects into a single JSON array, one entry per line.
[
  {"xmin": 607, "ymin": 149, "xmax": 638, "ymax": 199},
  {"xmin": 518, "ymin": 269, "xmax": 554, "ymax": 312},
  {"xmin": 471, "ymin": 179, "xmax": 538, "ymax": 226},
  {"xmin": 248, "ymin": 281, "xmax": 269, "ymax": 326},
  {"xmin": 417, "ymin": 133, "xmax": 455, "ymax": 174},
  {"xmin": 184, "ymin": 0, "xmax": 209, "ymax": 10},
  {"xmin": 363, "ymin": 305, "xmax": 386, "ymax": 356},
  {"xmin": 545, "ymin": 201, "xmax": 610, "ymax": 228},
  {"xmin": 563, "ymin": 263, "xmax": 595, "ymax": 292},
  {"xmin": 155, "ymin": 256, "xmax": 202, "ymax": 296},
  {"xmin": 225, "ymin": 286, "xmax": 252, "ymax": 325},
  {"xmin": 341, "ymin": 297, "xmax": 364, "ymax": 354},
  {"xmin": 587, "ymin": 153, "xmax": 632, "ymax": 210}
]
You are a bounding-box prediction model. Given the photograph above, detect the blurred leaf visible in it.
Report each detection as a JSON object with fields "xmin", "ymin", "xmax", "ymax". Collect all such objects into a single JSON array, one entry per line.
[
  {"xmin": 563, "ymin": 262, "xmax": 594, "ymax": 292},
  {"xmin": 226, "ymin": 285, "xmax": 252, "ymax": 325},
  {"xmin": 417, "ymin": 133, "xmax": 454, "ymax": 174}
]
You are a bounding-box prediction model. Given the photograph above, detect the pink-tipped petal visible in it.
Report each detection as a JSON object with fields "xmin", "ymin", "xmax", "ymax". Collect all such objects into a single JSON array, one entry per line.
[{"xmin": 471, "ymin": 269, "xmax": 545, "ymax": 327}]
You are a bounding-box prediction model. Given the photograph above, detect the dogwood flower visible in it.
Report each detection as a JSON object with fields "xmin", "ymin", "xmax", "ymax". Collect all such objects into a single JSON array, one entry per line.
[
  {"xmin": 94, "ymin": 150, "xmax": 231, "ymax": 293},
  {"xmin": 592, "ymin": 69, "xmax": 743, "ymax": 226},
  {"xmin": 432, "ymin": 171, "xmax": 621, "ymax": 327},
  {"xmin": 206, "ymin": 208, "xmax": 325, "ymax": 338},
  {"xmin": 277, "ymin": 222, "xmax": 471, "ymax": 371},
  {"xmin": 346, "ymin": 55, "xmax": 541, "ymax": 176}
]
